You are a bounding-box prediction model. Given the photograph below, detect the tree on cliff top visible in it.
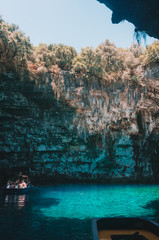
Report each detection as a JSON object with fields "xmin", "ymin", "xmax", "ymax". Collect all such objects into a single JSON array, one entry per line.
[
  {"xmin": 141, "ymin": 40, "xmax": 159, "ymax": 66},
  {"xmin": 34, "ymin": 43, "xmax": 55, "ymax": 69},
  {"xmin": 34, "ymin": 43, "xmax": 77, "ymax": 71},
  {"xmin": 97, "ymin": 39, "xmax": 124, "ymax": 74},
  {"xmin": 52, "ymin": 44, "xmax": 77, "ymax": 71},
  {"xmin": 0, "ymin": 16, "xmax": 32, "ymax": 76},
  {"xmin": 72, "ymin": 47, "xmax": 103, "ymax": 81}
]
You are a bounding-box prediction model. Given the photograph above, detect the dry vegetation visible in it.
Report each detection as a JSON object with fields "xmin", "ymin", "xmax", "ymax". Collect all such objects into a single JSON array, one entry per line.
[{"xmin": 0, "ymin": 16, "xmax": 159, "ymax": 85}]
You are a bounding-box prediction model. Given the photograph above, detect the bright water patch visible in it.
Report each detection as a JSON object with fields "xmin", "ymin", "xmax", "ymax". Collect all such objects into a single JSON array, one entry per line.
[{"xmin": 38, "ymin": 184, "xmax": 159, "ymax": 219}]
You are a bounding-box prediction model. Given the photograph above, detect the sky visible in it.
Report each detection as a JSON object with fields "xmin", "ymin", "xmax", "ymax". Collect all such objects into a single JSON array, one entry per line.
[{"xmin": 0, "ymin": 0, "xmax": 157, "ymax": 52}]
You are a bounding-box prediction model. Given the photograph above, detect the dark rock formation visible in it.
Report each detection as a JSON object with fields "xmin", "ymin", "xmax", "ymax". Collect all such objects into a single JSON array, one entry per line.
[
  {"xmin": 0, "ymin": 66, "xmax": 159, "ymax": 184},
  {"xmin": 97, "ymin": 0, "xmax": 159, "ymax": 39}
]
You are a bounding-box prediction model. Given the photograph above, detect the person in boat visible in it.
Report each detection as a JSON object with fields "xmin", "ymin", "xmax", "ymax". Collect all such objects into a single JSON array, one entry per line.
[
  {"xmin": 18, "ymin": 181, "xmax": 23, "ymax": 189},
  {"xmin": 15, "ymin": 181, "xmax": 19, "ymax": 189},
  {"xmin": 22, "ymin": 180, "xmax": 27, "ymax": 188},
  {"xmin": 18, "ymin": 180, "xmax": 27, "ymax": 189},
  {"xmin": 6, "ymin": 180, "xmax": 11, "ymax": 189},
  {"xmin": 9, "ymin": 181, "xmax": 15, "ymax": 189}
]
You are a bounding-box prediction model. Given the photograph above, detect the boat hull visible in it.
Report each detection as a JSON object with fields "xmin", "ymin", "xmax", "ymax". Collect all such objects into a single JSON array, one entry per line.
[
  {"xmin": 92, "ymin": 217, "xmax": 159, "ymax": 240},
  {"xmin": 2, "ymin": 186, "xmax": 31, "ymax": 195}
]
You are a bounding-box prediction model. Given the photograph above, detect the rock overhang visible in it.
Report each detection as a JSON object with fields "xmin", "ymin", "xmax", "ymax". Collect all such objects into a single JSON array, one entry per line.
[{"xmin": 97, "ymin": 0, "xmax": 159, "ymax": 39}]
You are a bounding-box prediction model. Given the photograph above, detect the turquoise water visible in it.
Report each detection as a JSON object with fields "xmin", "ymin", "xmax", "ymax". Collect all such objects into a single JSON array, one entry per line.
[
  {"xmin": 39, "ymin": 184, "xmax": 159, "ymax": 219},
  {"xmin": 0, "ymin": 184, "xmax": 159, "ymax": 240}
]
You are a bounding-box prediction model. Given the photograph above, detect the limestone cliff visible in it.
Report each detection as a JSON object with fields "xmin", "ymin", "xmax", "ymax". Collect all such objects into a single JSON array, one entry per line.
[{"xmin": 0, "ymin": 66, "xmax": 159, "ymax": 183}]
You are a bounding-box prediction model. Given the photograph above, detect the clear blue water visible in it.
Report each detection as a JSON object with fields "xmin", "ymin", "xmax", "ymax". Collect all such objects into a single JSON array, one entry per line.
[{"xmin": 0, "ymin": 184, "xmax": 159, "ymax": 240}]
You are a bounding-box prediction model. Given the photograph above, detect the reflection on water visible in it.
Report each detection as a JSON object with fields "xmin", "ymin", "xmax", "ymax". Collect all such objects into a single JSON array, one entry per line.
[
  {"xmin": 4, "ymin": 194, "xmax": 27, "ymax": 209},
  {"xmin": 0, "ymin": 184, "xmax": 159, "ymax": 240}
]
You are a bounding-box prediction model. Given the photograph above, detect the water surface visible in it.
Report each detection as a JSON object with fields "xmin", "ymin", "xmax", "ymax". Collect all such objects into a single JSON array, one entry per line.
[{"xmin": 0, "ymin": 184, "xmax": 159, "ymax": 240}]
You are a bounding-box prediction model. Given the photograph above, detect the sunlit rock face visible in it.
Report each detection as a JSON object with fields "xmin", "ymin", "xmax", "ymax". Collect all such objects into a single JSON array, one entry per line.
[
  {"xmin": 0, "ymin": 67, "xmax": 159, "ymax": 183},
  {"xmin": 97, "ymin": 0, "xmax": 159, "ymax": 39},
  {"xmin": 51, "ymin": 67, "xmax": 159, "ymax": 182}
]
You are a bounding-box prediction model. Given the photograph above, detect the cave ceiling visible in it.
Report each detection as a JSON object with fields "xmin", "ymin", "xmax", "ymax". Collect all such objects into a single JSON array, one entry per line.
[{"xmin": 97, "ymin": 0, "xmax": 159, "ymax": 39}]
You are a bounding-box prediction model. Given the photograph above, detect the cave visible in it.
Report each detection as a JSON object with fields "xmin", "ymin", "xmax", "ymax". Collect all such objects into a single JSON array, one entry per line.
[{"xmin": 0, "ymin": 0, "xmax": 159, "ymax": 184}]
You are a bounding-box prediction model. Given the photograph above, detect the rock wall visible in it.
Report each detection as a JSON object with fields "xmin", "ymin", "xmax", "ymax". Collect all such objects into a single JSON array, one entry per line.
[{"xmin": 0, "ymin": 68, "xmax": 159, "ymax": 183}]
